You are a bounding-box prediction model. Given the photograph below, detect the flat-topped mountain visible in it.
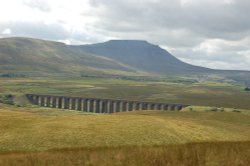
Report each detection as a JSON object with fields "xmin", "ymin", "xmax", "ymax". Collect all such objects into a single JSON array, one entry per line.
[{"xmin": 77, "ymin": 40, "xmax": 210, "ymax": 74}]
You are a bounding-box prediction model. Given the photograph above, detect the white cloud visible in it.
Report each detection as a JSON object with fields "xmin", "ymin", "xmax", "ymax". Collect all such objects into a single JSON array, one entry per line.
[
  {"xmin": 193, "ymin": 39, "xmax": 221, "ymax": 55},
  {"xmin": 179, "ymin": 58, "xmax": 248, "ymax": 70},
  {"xmin": 2, "ymin": 28, "xmax": 12, "ymax": 35},
  {"xmin": 0, "ymin": 0, "xmax": 250, "ymax": 70},
  {"xmin": 224, "ymin": 0, "xmax": 235, "ymax": 4},
  {"xmin": 238, "ymin": 50, "xmax": 250, "ymax": 64},
  {"xmin": 23, "ymin": 0, "xmax": 51, "ymax": 12}
]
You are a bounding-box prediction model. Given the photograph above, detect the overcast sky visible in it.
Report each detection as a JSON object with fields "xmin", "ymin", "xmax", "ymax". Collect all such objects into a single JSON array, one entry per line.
[{"xmin": 1, "ymin": 0, "xmax": 250, "ymax": 70}]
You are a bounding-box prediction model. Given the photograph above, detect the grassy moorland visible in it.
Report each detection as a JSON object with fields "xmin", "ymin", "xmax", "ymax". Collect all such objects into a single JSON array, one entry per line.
[
  {"xmin": 0, "ymin": 76, "xmax": 250, "ymax": 165},
  {"xmin": 0, "ymin": 104, "xmax": 250, "ymax": 165}
]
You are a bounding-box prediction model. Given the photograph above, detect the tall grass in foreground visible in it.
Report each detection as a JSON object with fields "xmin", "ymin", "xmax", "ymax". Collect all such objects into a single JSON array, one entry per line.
[{"xmin": 0, "ymin": 141, "xmax": 249, "ymax": 166}]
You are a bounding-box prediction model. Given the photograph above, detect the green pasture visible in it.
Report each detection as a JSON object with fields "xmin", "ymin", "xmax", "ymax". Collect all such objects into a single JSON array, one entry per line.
[{"xmin": 0, "ymin": 76, "xmax": 250, "ymax": 109}]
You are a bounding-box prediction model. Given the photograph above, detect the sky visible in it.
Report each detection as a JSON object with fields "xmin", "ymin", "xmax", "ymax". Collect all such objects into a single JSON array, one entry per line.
[{"xmin": 0, "ymin": 0, "xmax": 250, "ymax": 70}]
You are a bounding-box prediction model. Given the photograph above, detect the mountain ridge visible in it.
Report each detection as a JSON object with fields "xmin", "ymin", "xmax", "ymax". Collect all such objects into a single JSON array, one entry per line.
[{"xmin": 0, "ymin": 37, "xmax": 249, "ymax": 79}]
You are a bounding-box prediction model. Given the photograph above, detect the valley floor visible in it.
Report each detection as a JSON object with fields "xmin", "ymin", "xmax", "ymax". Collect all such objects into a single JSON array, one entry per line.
[{"xmin": 1, "ymin": 76, "xmax": 250, "ymax": 109}]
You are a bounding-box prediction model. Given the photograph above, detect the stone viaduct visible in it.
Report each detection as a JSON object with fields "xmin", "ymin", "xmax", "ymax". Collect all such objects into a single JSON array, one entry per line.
[{"xmin": 26, "ymin": 94, "xmax": 189, "ymax": 113}]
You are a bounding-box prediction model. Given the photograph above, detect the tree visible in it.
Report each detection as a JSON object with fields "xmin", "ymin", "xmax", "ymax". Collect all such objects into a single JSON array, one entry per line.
[{"xmin": 245, "ymin": 87, "xmax": 250, "ymax": 91}]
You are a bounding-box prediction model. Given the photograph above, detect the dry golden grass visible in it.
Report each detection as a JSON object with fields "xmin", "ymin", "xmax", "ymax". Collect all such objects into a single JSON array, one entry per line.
[
  {"xmin": 0, "ymin": 104, "xmax": 250, "ymax": 165},
  {"xmin": 0, "ymin": 104, "xmax": 250, "ymax": 153},
  {"xmin": 0, "ymin": 141, "xmax": 249, "ymax": 166}
]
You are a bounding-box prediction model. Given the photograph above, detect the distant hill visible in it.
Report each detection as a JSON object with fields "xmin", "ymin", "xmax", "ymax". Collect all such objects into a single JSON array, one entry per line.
[
  {"xmin": 77, "ymin": 40, "xmax": 210, "ymax": 74},
  {"xmin": 1, "ymin": 37, "xmax": 250, "ymax": 81}
]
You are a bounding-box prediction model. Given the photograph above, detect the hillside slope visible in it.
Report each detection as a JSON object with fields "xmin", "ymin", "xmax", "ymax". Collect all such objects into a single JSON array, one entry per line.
[{"xmin": 0, "ymin": 37, "xmax": 140, "ymax": 76}]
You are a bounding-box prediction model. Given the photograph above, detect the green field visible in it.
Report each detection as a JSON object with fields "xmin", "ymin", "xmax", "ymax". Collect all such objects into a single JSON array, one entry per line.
[
  {"xmin": 0, "ymin": 77, "xmax": 250, "ymax": 165},
  {"xmin": 1, "ymin": 76, "xmax": 250, "ymax": 109}
]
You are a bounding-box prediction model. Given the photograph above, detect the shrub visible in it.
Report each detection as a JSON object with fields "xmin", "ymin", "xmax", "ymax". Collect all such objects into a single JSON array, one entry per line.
[
  {"xmin": 218, "ymin": 107, "xmax": 224, "ymax": 112},
  {"xmin": 209, "ymin": 107, "xmax": 218, "ymax": 112},
  {"xmin": 0, "ymin": 94, "xmax": 14, "ymax": 105},
  {"xmin": 0, "ymin": 73, "xmax": 25, "ymax": 78},
  {"xmin": 232, "ymin": 108, "xmax": 241, "ymax": 113}
]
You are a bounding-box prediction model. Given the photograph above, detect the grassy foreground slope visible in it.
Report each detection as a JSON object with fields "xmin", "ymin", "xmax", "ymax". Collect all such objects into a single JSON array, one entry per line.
[
  {"xmin": 0, "ymin": 104, "xmax": 250, "ymax": 165},
  {"xmin": 1, "ymin": 142, "xmax": 249, "ymax": 166},
  {"xmin": 1, "ymin": 104, "xmax": 250, "ymax": 152}
]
